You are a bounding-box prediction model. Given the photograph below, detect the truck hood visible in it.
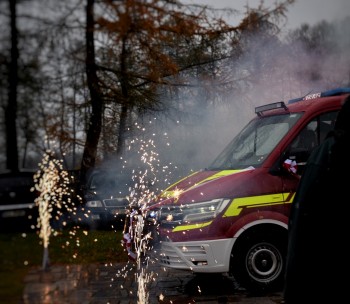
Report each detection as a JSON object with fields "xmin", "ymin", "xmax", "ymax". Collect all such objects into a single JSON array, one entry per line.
[{"xmin": 149, "ymin": 166, "xmax": 255, "ymax": 208}]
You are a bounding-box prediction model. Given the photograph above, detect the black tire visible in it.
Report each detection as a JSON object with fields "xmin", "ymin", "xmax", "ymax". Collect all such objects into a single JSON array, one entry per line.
[{"xmin": 231, "ymin": 231, "xmax": 287, "ymax": 293}]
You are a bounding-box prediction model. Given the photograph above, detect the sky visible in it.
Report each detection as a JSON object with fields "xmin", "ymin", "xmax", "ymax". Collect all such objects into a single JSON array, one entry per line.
[{"xmin": 189, "ymin": 0, "xmax": 350, "ymax": 31}]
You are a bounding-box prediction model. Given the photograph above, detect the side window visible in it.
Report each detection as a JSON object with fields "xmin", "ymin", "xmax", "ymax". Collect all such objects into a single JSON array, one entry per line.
[
  {"xmin": 290, "ymin": 121, "xmax": 317, "ymax": 155},
  {"xmin": 284, "ymin": 111, "xmax": 338, "ymax": 176},
  {"xmin": 318, "ymin": 111, "xmax": 338, "ymax": 143}
]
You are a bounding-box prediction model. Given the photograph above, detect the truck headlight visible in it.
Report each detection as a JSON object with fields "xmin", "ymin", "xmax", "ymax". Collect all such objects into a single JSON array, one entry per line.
[
  {"xmin": 158, "ymin": 198, "xmax": 230, "ymax": 226},
  {"xmin": 86, "ymin": 200, "xmax": 103, "ymax": 207}
]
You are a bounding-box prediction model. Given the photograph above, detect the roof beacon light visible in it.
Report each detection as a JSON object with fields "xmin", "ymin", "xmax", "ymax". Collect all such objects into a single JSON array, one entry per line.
[{"xmin": 288, "ymin": 87, "xmax": 350, "ymax": 104}]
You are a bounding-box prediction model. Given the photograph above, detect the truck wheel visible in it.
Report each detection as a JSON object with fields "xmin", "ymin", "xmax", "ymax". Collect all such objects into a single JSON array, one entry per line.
[{"xmin": 231, "ymin": 233, "xmax": 286, "ymax": 293}]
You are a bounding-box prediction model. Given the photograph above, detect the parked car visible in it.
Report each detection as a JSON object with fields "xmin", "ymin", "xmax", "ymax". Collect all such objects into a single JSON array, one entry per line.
[
  {"xmin": 0, "ymin": 170, "xmax": 38, "ymax": 232},
  {"xmin": 75, "ymin": 169, "xmax": 132, "ymax": 230}
]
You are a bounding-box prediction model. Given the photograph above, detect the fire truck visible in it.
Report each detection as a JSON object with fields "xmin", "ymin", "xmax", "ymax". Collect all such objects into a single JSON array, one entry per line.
[{"xmin": 144, "ymin": 88, "xmax": 350, "ymax": 292}]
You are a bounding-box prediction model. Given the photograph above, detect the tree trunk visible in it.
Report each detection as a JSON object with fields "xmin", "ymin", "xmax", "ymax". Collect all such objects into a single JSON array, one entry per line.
[
  {"xmin": 116, "ymin": 104, "xmax": 128, "ymax": 155},
  {"xmin": 5, "ymin": 0, "xmax": 19, "ymax": 172},
  {"xmin": 116, "ymin": 38, "xmax": 130, "ymax": 156},
  {"xmin": 80, "ymin": 0, "xmax": 103, "ymax": 183}
]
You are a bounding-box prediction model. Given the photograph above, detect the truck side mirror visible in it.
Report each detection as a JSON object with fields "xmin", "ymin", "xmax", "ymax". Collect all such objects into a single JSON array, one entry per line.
[
  {"xmin": 283, "ymin": 148, "xmax": 312, "ymax": 176},
  {"xmin": 269, "ymin": 148, "xmax": 312, "ymax": 177}
]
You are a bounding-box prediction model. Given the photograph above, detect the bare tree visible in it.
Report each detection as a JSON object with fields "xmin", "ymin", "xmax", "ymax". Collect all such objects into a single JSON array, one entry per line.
[
  {"xmin": 80, "ymin": 0, "xmax": 295, "ymax": 180},
  {"xmin": 81, "ymin": 0, "xmax": 104, "ymax": 182},
  {"xmin": 0, "ymin": 0, "xmax": 296, "ymax": 175},
  {"xmin": 5, "ymin": 0, "xmax": 19, "ymax": 172}
]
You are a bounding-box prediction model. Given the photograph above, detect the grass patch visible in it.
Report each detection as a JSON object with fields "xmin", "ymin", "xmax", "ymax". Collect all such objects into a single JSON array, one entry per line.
[{"xmin": 0, "ymin": 228, "xmax": 127, "ymax": 304}]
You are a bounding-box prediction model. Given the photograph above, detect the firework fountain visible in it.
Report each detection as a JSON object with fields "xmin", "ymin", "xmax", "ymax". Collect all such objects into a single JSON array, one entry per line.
[
  {"xmin": 119, "ymin": 122, "xmax": 180, "ymax": 303},
  {"xmin": 32, "ymin": 150, "xmax": 76, "ymax": 270},
  {"xmin": 31, "ymin": 122, "xmax": 180, "ymax": 302}
]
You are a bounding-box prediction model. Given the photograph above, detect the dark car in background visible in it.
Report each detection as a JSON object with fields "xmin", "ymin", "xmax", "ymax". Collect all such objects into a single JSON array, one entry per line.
[
  {"xmin": 0, "ymin": 170, "xmax": 38, "ymax": 232},
  {"xmin": 76, "ymin": 169, "xmax": 132, "ymax": 230}
]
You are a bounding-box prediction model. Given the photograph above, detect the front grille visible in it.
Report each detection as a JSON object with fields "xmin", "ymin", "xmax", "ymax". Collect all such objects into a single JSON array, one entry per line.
[{"xmin": 103, "ymin": 198, "xmax": 128, "ymax": 207}]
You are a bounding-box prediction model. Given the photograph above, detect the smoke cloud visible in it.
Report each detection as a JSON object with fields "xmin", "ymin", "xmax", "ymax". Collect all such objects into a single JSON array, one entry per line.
[{"xmin": 129, "ymin": 16, "xmax": 350, "ymax": 190}]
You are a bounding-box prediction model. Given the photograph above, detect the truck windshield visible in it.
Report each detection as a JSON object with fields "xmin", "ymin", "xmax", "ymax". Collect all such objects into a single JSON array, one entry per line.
[{"xmin": 208, "ymin": 113, "xmax": 303, "ymax": 170}]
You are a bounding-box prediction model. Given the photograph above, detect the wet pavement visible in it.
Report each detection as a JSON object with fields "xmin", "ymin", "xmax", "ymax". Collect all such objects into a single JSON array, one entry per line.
[{"xmin": 22, "ymin": 258, "xmax": 284, "ymax": 304}]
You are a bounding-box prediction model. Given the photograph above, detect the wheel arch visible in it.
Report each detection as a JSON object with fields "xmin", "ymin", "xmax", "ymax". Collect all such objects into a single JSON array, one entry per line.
[
  {"xmin": 229, "ymin": 219, "xmax": 289, "ymax": 292},
  {"xmin": 231, "ymin": 219, "xmax": 288, "ymax": 257}
]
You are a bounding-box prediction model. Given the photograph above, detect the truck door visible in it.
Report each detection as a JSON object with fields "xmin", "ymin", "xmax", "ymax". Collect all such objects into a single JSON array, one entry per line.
[{"xmin": 280, "ymin": 111, "xmax": 339, "ymax": 204}]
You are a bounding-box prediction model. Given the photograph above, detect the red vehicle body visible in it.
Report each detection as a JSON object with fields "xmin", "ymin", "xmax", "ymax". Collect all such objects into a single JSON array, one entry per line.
[{"xmin": 144, "ymin": 88, "xmax": 350, "ymax": 292}]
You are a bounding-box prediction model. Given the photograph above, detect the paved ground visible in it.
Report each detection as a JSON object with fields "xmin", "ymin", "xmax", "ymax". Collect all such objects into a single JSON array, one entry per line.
[{"xmin": 22, "ymin": 258, "xmax": 284, "ymax": 304}]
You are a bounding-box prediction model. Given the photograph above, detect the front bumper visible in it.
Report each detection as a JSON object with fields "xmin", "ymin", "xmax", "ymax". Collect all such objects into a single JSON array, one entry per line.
[{"xmin": 157, "ymin": 238, "xmax": 235, "ymax": 273}]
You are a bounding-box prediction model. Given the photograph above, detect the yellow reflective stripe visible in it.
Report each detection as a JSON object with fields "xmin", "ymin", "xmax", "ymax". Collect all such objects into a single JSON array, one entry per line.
[
  {"xmin": 170, "ymin": 192, "xmax": 295, "ymax": 232},
  {"xmin": 223, "ymin": 192, "xmax": 294, "ymax": 217},
  {"xmin": 200, "ymin": 170, "xmax": 243, "ymax": 182},
  {"xmin": 161, "ymin": 170, "xmax": 244, "ymax": 198},
  {"xmin": 160, "ymin": 171, "xmax": 199, "ymax": 198},
  {"xmin": 164, "ymin": 171, "xmax": 199, "ymax": 191},
  {"xmin": 172, "ymin": 221, "xmax": 212, "ymax": 232},
  {"xmin": 160, "ymin": 189, "xmax": 177, "ymax": 198},
  {"xmin": 286, "ymin": 192, "xmax": 295, "ymax": 204}
]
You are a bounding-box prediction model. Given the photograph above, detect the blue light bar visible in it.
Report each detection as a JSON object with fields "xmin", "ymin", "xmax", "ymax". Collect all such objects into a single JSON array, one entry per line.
[
  {"xmin": 320, "ymin": 87, "xmax": 350, "ymax": 97},
  {"xmin": 288, "ymin": 87, "xmax": 350, "ymax": 104}
]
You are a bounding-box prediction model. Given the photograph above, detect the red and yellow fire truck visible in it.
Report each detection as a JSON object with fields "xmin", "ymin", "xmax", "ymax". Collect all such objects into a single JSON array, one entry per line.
[{"xmin": 144, "ymin": 88, "xmax": 350, "ymax": 292}]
